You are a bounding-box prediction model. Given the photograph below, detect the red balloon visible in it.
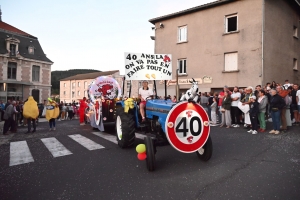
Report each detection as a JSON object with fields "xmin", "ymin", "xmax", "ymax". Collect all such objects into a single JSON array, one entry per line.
[{"xmin": 137, "ymin": 153, "xmax": 147, "ymax": 160}]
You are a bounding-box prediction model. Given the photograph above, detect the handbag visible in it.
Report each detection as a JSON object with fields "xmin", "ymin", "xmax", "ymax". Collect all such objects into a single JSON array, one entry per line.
[
  {"xmin": 42, "ymin": 107, "xmax": 46, "ymax": 117},
  {"xmin": 221, "ymin": 108, "xmax": 226, "ymax": 113}
]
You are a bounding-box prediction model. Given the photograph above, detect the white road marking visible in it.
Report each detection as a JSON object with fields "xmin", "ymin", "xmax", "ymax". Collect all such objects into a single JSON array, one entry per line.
[
  {"xmin": 10, "ymin": 141, "xmax": 34, "ymax": 166},
  {"xmin": 92, "ymin": 132, "xmax": 117, "ymax": 144},
  {"xmin": 68, "ymin": 134, "xmax": 104, "ymax": 150},
  {"xmin": 41, "ymin": 137, "xmax": 72, "ymax": 157},
  {"xmin": 135, "ymin": 133, "xmax": 147, "ymax": 139},
  {"xmin": 92, "ymin": 132, "xmax": 151, "ymax": 144}
]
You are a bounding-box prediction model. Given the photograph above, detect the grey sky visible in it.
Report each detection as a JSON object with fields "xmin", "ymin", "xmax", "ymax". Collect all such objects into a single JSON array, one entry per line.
[{"xmin": 1, "ymin": 0, "xmax": 215, "ymax": 74}]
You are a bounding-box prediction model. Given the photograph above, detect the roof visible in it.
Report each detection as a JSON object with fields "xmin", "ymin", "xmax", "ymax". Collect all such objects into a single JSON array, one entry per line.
[
  {"xmin": 149, "ymin": 0, "xmax": 235, "ymax": 24},
  {"xmin": 0, "ymin": 21, "xmax": 35, "ymax": 38},
  {"xmin": 60, "ymin": 70, "xmax": 120, "ymax": 81},
  {"xmin": 0, "ymin": 22, "xmax": 53, "ymax": 63}
]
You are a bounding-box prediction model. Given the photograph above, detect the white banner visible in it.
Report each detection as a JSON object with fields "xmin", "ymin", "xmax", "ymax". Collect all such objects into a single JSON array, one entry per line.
[{"xmin": 124, "ymin": 52, "xmax": 172, "ymax": 80}]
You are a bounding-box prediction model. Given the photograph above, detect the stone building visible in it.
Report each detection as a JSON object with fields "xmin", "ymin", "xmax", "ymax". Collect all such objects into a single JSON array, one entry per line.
[
  {"xmin": 149, "ymin": 0, "xmax": 300, "ymax": 95},
  {"xmin": 0, "ymin": 11, "xmax": 53, "ymax": 103},
  {"xmin": 59, "ymin": 70, "xmax": 141, "ymax": 103}
]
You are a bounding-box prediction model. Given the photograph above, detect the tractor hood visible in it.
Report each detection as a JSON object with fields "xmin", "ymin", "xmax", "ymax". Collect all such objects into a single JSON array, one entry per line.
[
  {"xmin": 146, "ymin": 99, "xmax": 176, "ymax": 133},
  {"xmin": 146, "ymin": 99, "xmax": 175, "ymax": 113}
]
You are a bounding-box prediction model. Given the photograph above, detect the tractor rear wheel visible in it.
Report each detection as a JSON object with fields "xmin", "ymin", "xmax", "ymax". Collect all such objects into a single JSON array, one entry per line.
[
  {"xmin": 144, "ymin": 136, "xmax": 155, "ymax": 172},
  {"xmin": 115, "ymin": 107, "xmax": 135, "ymax": 148},
  {"xmin": 196, "ymin": 135, "xmax": 213, "ymax": 161}
]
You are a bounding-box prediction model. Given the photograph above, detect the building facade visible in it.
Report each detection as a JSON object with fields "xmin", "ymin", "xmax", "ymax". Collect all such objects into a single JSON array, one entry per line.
[
  {"xmin": 60, "ymin": 70, "xmax": 142, "ymax": 103},
  {"xmin": 0, "ymin": 13, "xmax": 53, "ymax": 103},
  {"xmin": 149, "ymin": 0, "xmax": 300, "ymax": 95}
]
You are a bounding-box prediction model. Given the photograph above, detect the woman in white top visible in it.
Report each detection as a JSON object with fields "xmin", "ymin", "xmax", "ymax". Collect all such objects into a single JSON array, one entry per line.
[{"xmin": 138, "ymin": 80, "xmax": 153, "ymax": 121}]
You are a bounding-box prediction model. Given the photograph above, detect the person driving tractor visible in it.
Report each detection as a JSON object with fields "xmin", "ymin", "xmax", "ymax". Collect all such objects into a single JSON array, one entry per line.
[{"xmin": 138, "ymin": 80, "xmax": 153, "ymax": 122}]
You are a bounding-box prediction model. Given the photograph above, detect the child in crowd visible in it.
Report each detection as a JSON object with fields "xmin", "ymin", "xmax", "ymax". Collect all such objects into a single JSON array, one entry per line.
[
  {"xmin": 248, "ymin": 96, "xmax": 259, "ymax": 134},
  {"xmin": 210, "ymin": 97, "xmax": 217, "ymax": 126}
]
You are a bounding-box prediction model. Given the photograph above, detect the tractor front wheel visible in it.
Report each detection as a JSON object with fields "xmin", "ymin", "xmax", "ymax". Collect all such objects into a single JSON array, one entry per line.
[
  {"xmin": 144, "ymin": 136, "xmax": 155, "ymax": 171},
  {"xmin": 115, "ymin": 107, "xmax": 135, "ymax": 148},
  {"xmin": 196, "ymin": 135, "xmax": 213, "ymax": 161}
]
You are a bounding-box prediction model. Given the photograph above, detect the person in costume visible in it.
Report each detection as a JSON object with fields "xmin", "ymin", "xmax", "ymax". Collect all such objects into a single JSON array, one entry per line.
[
  {"xmin": 23, "ymin": 96, "xmax": 39, "ymax": 134},
  {"xmin": 79, "ymin": 97, "xmax": 88, "ymax": 125},
  {"xmin": 46, "ymin": 98, "xmax": 59, "ymax": 131}
]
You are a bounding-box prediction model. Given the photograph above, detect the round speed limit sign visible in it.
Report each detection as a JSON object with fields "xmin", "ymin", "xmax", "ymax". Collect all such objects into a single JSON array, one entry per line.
[{"xmin": 165, "ymin": 101, "xmax": 210, "ymax": 153}]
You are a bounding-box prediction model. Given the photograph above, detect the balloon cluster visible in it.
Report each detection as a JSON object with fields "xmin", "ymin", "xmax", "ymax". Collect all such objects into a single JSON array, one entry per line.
[{"xmin": 136, "ymin": 144, "xmax": 147, "ymax": 160}]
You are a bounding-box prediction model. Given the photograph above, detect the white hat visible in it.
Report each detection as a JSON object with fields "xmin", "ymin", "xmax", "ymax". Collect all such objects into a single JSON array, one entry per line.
[{"xmin": 250, "ymin": 95, "xmax": 256, "ymax": 100}]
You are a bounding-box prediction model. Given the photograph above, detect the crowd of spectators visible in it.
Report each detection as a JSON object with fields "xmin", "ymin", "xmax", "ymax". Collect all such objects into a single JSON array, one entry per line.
[{"xmin": 195, "ymin": 80, "xmax": 299, "ymax": 135}]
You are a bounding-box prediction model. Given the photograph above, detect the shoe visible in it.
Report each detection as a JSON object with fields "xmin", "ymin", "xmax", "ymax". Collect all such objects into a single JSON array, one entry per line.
[
  {"xmin": 49, "ymin": 128, "xmax": 52, "ymax": 131},
  {"xmin": 274, "ymin": 130, "xmax": 280, "ymax": 134},
  {"xmin": 259, "ymin": 129, "xmax": 265, "ymax": 132},
  {"xmin": 269, "ymin": 130, "xmax": 276, "ymax": 134},
  {"xmin": 53, "ymin": 127, "xmax": 56, "ymax": 131},
  {"xmin": 234, "ymin": 124, "xmax": 240, "ymax": 128},
  {"xmin": 258, "ymin": 128, "xmax": 262, "ymax": 132},
  {"xmin": 226, "ymin": 126, "xmax": 230, "ymax": 128},
  {"xmin": 220, "ymin": 125, "xmax": 224, "ymax": 127},
  {"xmin": 231, "ymin": 124, "xmax": 236, "ymax": 127},
  {"xmin": 80, "ymin": 123, "xmax": 85, "ymax": 125},
  {"xmin": 247, "ymin": 129, "xmax": 253, "ymax": 133},
  {"xmin": 244, "ymin": 124, "xmax": 248, "ymax": 127},
  {"xmin": 58, "ymin": 119, "xmax": 61, "ymax": 121},
  {"xmin": 252, "ymin": 130, "xmax": 258, "ymax": 134}
]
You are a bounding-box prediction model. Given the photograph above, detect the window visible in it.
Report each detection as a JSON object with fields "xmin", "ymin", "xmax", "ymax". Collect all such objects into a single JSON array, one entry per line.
[
  {"xmin": 64, "ymin": 83, "xmax": 66, "ymax": 87},
  {"xmin": 10, "ymin": 44, "xmax": 16, "ymax": 56},
  {"xmin": 28, "ymin": 46, "xmax": 34, "ymax": 54},
  {"xmin": 178, "ymin": 59, "xmax": 187, "ymax": 74},
  {"xmin": 293, "ymin": 58, "xmax": 298, "ymax": 70},
  {"xmin": 178, "ymin": 26, "xmax": 187, "ymax": 42},
  {"xmin": 63, "ymin": 91, "xmax": 66, "ymax": 96},
  {"xmin": 225, "ymin": 14, "xmax": 238, "ymax": 33},
  {"xmin": 293, "ymin": 26, "xmax": 298, "ymax": 38},
  {"xmin": 78, "ymin": 91, "xmax": 80, "ymax": 96},
  {"xmin": 72, "ymin": 91, "xmax": 75, "ymax": 98},
  {"xmin": 224, "ymin": 52, "xmax": 238, "ymax": 71},
  {"xmin": 32, "ymin": 65, "xmax": 40, "ymax": 82},
  {"xmin": 72, "ymin": 82, "xmax": 75, "ymax": 89},
  {"xmin": 7, "ymin": 62, "xmax": 17, "ymax": 79},
  {"xmin": 127, "ymin": 81, "xmax": 131, "ymax": 89},
  {"xmin": 78, "ymin": 82, "xmax": 80, "ymax": 87}
]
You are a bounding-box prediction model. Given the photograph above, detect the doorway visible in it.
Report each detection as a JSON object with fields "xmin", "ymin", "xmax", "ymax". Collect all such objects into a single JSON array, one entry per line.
[{"xmin": 32, "ymin": 89, "xmax": 40, "ymax": 103}]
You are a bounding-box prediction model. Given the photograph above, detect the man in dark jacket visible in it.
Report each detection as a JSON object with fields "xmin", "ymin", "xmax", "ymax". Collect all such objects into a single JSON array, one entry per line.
[
  {"xmin": 269, "ymin": 89, "xmax": 286, "ymax": 134},
  {"xmin": 3, "ymin": 101, "xmax": 17, "ymax": 135}
]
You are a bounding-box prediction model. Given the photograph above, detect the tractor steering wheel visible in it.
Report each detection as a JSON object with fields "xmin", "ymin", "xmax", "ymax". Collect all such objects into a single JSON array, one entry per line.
[{"xmin": 146, "ymin": 95, "xmax": 154, "ymax": 100}]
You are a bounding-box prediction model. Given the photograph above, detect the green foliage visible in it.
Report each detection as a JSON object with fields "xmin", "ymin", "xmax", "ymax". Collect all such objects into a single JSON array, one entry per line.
[{"xmin": 51, "ymin": 69, "xmax": 100, "ymax": 94}]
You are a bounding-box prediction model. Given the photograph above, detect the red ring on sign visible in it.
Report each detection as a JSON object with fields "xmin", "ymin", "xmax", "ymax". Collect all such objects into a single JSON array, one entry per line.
[{"xmin": 165, "ymin": 101, "xmax": 210, "ymax": 153}]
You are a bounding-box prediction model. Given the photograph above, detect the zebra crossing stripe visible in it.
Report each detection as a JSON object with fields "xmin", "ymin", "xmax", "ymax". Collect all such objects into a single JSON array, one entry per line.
[
  {"xmin": 10, "ymin": 141, "xmax": 34, "ymax": 166},
  {"xmin": 68, "ymin": 134, "xmax": 104, "ymax": 150},
  {"xmin": 135, "ymin": 133, "xmax": 147, "ymax": 140},
  {"xmin": 92, "ymin": 132, "xmax": 152, "ymax": 144},
  {"xmin": 92, "ymin": 132, "xmax": 117, "ymax": 144},
  {"xmin": 41, "ymin": 137, "xmax": 72, "ymax": 157}
]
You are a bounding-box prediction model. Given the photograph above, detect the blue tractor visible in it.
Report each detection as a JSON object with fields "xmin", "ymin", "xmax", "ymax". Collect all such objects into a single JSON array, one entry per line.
[{"xmin": 115, "ymin": 79, "xmax": 213, "ymax": 171}]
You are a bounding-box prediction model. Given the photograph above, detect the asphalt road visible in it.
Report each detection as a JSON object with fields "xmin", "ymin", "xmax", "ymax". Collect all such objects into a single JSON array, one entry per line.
[{"xmin": 0, "ymin": 119, "xmax": 299, "ymax": 200}]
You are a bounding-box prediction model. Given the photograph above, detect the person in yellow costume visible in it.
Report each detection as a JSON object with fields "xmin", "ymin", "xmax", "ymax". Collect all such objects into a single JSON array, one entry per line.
[
  {"xmin": 46, "ymin": 98, "xmax": 59, "ymax": 131},
  {"xmin": 23, "ymin": 96, "xmax": 39, "ymax": 134}
]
